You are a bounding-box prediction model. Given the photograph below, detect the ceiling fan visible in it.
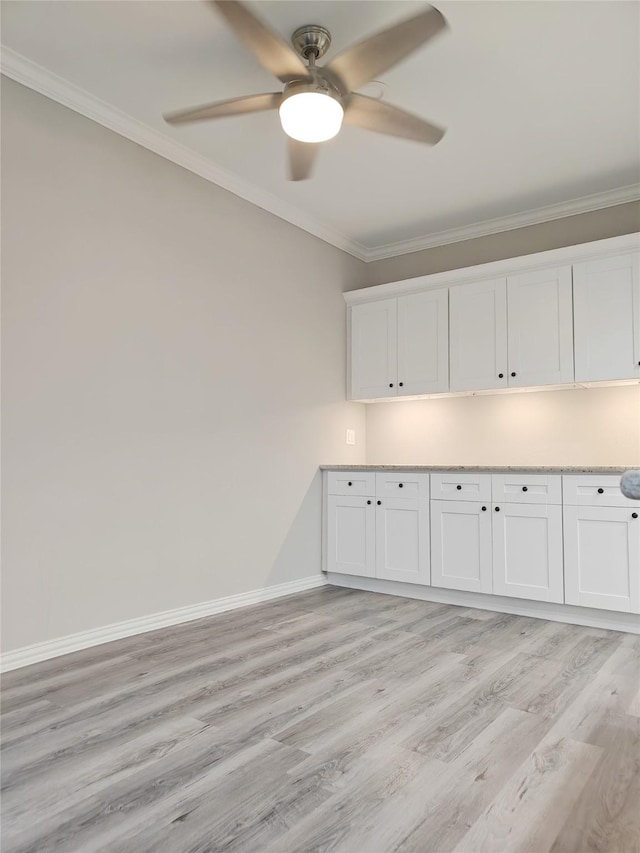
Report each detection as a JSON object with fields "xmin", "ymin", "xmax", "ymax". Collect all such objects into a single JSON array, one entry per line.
[{"xmin": 163, "ymin": 1, "xmax": 448, "ymax": 180}]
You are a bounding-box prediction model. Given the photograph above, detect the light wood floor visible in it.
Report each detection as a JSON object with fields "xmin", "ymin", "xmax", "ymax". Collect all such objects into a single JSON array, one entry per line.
[{"xmin": 2, "ymin": 586, "xmax": 639, "ymax": 853}]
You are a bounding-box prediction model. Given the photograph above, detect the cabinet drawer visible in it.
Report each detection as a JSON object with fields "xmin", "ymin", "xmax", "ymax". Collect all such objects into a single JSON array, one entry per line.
[
  {"xmin": 563, "ymin": 475, "xmax": 635, "ymax": 508},
  {"xmin": 430, "ymin": 473, "xmax": 492, "ymax": 502},
  {"xmin": 376, "ymin": 472, "xmax": 430, "ymax": 500},
  {"xmin": 492, "ymin": 474, "xmax": 562, "ymax": 505},
  {"xmin": 326, "ymin": 471, "xmax": 375, "ymax": 496}
]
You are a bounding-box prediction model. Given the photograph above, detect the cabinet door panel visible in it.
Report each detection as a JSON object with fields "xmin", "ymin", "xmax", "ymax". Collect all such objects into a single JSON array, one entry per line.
[
  {"xmin": 573, "ymin": 253, "xmax": 640, "ymax": 382},
  {"xmin": 376, "ymin": 498, "xmax": 430, "ymax": 585},
  {"xmin": 493, "ymin": 504, "xmax": 564, "ymax": 602},
  {"xmin": 397, "ymin": 289, "xmax": 448, "ymax": 395},
  {"xmin": 430, "ymin": 500, "xmax": 492, "ymax": 593},
  {"xmin": 350, "ymin": 299, "xmax": 397, "ymax": 399},
  {"xmin": 564, "ymin": 505, "xmax": 640, "ymax": 613},
  {"xmin": 507, "ymin": 266, "xmax": 574, "ymax": 387},
  {"xmin": 450, "ymin": 278, "xmax": 507, "ymax": 392},
  {"xmin": 327, "ymin": 496, "xmax": 375, "ymax": 577}
]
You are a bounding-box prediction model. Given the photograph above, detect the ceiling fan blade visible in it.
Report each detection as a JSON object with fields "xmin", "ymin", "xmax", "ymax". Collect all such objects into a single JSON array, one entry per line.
[
  {"xmin": 344, "ymin": 94, "xmax": 445, "ymax": 145},
  {"xmin": 212, "ymin": 0, "xmax": 310, "ymax": 84},
  {"xmin": 326, "ymin": 5, "xmax": 447, "ymax": 93},
  {"xmin": 164, "ymin": 92, "xmax": 281, "ymax": 125},
  {"xmin": 288, "ymin": 138, "xmax": 319, "ymax": 181}
]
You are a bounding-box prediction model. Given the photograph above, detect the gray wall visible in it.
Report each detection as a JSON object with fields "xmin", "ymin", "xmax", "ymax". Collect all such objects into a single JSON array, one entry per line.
[
  {"xmin": 1, "ymin": 79, "xmax": 366, "ymax": 652},
  {"xmin": 358, "ymin": 202, "xmax": 640, "ymax": 288}
]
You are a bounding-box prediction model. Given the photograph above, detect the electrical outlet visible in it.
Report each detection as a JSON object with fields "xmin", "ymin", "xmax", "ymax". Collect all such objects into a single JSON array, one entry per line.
[{"xmin": 346, "ymin": 429, "xmax": 356, "ymax": 445}]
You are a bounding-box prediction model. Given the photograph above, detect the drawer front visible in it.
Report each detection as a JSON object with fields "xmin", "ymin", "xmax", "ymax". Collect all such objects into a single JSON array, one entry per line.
[
  {"xmin": 430, "ymin": 473, "xmax": 492, "ymax": 502},
  {"xmin": 563, "ymin": 474, "xmax": 635, "ymax": 508},
  {"xmin": 376, "ymin": 472, "xmax": 430, "ymax": 500},
  {"xmin": 492, "ymin": 474, "xmax": 562, "ymax": 505},
  {"xmin": 327, "ymin": 471, "xmax": 375, "ymax": 496}
]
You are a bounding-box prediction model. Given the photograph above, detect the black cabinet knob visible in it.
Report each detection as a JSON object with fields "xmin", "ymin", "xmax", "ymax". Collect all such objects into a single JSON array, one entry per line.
[
  {"xmin": 632, "ymin": 513, "xmax": 638, "ymax": 519},
  {"xmin": 511, "ymin": 372, "xmax": 516, "ymax": 378},
  {"xmin": 377, "ymin": 500, "xmax": 382, "ymax": 506},
  {"xmin": 399, "ymin": 382, "xmax": 404, "ymax": 387},
  {"xmin": 522, "ymin": 486, "xmax": 528, "ymax": 492},
  {"xmin": 498, "ymin": 373, "xmax": 504, "ymax": 379},
  {"xmin": 389, "ymin": 383, "xmax": 394, "ymax": 388},
  {"xmin": 366, "ymin": 500, "xmax": 372, "ymax": 505},
  {"xmin": 456, "ymin": 484, "xmax": 462, "ymax": 490},
  {"xmin": 398, "ymin": 483, "xmax": 403, "ymax": 488},
  {"xmin": 481, "ymin": 506, "xmax": 487, "ymax": 511},
  {"xmin": 495, "ymin": 506, "xmax": 500, "ymax": 512},
  {"xmin": 597, "ymin": 488, "xmax": 604, "ymax": 494},
  {"xmin": 348, "ymin": 481, "xmax": 352, "ymax": 486}
]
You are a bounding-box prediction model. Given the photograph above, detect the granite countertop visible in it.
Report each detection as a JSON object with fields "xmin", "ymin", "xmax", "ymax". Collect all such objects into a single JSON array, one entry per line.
[{"xmin": 321, "ymin": 465, "xmax": 634, "ymax": 473}]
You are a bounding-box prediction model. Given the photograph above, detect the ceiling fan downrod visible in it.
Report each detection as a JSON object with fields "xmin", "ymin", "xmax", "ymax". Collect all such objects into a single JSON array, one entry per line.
[{"xmin": 291, "ymin": 25, "xmax": 332, "ymax": 66}]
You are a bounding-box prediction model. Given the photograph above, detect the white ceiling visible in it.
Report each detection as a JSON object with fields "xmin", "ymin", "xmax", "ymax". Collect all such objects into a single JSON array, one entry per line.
[{"xmin": 2, "ymin": 0, "xmax": 639, "ymax": 260}]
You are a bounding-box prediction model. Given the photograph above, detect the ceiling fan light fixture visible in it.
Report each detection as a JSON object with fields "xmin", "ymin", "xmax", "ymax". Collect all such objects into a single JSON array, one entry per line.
[{"xmin": 279, "ymin": 91, "xmax": 344, "ymax": 143}]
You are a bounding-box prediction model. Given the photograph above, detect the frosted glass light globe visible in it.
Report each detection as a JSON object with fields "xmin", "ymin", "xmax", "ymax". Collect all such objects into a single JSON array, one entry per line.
[{"xmin": 279, "ymin": 92, "xmax": 344, "ymax": 143}]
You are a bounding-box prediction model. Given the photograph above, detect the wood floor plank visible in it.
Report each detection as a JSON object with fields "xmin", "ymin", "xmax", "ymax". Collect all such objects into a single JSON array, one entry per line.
[
  {"xmin": 1, "ymin": 586, "xmax": 637, "ymax": 853},
  {"xmin": 453, "ymin": 733, "xmax": 603, "ymax": 852}
]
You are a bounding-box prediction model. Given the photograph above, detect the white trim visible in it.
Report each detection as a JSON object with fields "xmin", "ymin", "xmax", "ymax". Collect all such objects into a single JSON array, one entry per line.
[
  {"xmin": 326, "ymin": 573, "xmax": 640, "ymax": 634},
  {"xmin": 0, "ymin": 574, "xmax": 328, "ymax": 672},
  {"xmin": 345, "ymin": 233, "xmax": 640, "ymax": 304},
  {"xmin": 0, "ymin": 48, "xmax": 362, "ymax": 259},
  {"xmin": 2, "ymin": 48, "xmax": 638, "ymax": 264},
  {"xmin": 358, "ymin": 186, "xmax": 640, "ymax": 261}
]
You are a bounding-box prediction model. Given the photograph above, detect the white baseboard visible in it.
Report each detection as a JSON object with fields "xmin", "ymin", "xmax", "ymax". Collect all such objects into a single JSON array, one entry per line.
[
  {"xmin": 1, "ymin": 574, "xmax": 328, "ymax": 672},
  {"xmin": 326, "ymin": 573, "xmax": 640, "ymax": 634}
]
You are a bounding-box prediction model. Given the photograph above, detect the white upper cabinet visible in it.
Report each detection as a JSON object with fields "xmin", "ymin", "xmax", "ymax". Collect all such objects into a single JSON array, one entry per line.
[
  {"xmin": 449, "ymin": 267, "xmax": 573, "ymax": 392},
  {"xmin": 450, "ymin": 278, "xmax": 507, "ymax": 392},
  {"xmin": 507, "ymin": 266, "xmax": 574, "ymax": 387},
  {"xmin": 573, "ymin": 252, "xmax": 640, "ymax": 382},
  {"xmin": 396, "ymin": 289, "xmax": 449, "ymax": 396},
  {"xmin": 350, "ymin": 298, "xmax": 397, "ymax": 399},
  {"xmin": 349, "ymin": 289, "xmax": 448, "ymax": 400}
]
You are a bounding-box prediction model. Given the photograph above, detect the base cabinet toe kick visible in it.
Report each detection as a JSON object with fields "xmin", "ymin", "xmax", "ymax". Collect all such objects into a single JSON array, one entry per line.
[{"xmin": 322, "ymin": 469, "xmax": 640, "ymax": 632}]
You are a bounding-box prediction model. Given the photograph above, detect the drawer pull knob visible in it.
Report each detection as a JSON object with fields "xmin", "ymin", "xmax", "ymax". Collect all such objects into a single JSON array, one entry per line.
[
  {"xmin": 633, "ymin": 513, "xmax": 638, "ymax": 519},
  {"xmin": 498, "ymin": 373, "xmax": 504, "ymax": 379},
  {"xmin": 511, "ymin": 372, "xmax": 516, "ymax": 377},
  {"xmin": 456, "ymin": 484, "xmax": 462, "ymax": 490},
  {"xmin": 399, "ymin": 382, "xmax": 404, "ymax": 387},
  {"xmin": 481, "ymin": 506, "xmax": 487, "ymax": 511},
  {"xmin": 367, "ymin": 500, "xmax": 372, "ymax": 505},
  {"xmin": 389, "ymin": 383, "xmax": 394, "ymax": 388},
  {"xmin": 522, "ymin": 486, "xmax": 528, "ymax": 492},
  {"xmin": 398, "ymin": 483, "xmax": 403, "ymax": 488},
  {"xmin": 348, "ymin": 481, "xmax": 352, "ymax": 487},
  {"xmin": 597, "ymin": 488, "xmax": 604, "ymax": 494},
  {"xmin": 495, "ymin": 506, "xmax": 501, "ymax": 512},
  {"xmin": 377, "ymin": 500, "xmax": 382, "ymax": 506}
]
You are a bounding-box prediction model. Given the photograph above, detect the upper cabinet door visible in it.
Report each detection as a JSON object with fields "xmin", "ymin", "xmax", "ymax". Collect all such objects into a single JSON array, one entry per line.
[
  {"xmin": 350, "ymin": 299, "xmax": 397, "ymax": 399},
  {"xmin": 507, "ymin": 266, "xmax": 574, "ymax": 388},
  {"xmin": 449, "ymin": 278, "xmax": 507, "ymax": 391},
  {"xmin": 573, "ymin": 252, "xmax": 640, "ymax": 382},
  {"xmin": 397, "ymin": 289, "xmax": 449, "ymax": 395}
]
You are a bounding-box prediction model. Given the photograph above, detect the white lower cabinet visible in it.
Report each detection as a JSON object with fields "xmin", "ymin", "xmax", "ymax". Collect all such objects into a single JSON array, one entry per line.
[
  {"xmin": 326, "ymin": 495, "xmax": 375, "ymax": 577},
  {"xmin": 563, "ymin": 505, "xmax": 640, "ymax": 613},
  {"xmin": 492, "ymin": 503, "xmax": 564, "ymax": 603},
  {"xmin": 376, "ymin": 497, "xmax": 430, "ymax": 584},
  {"xmin": 430, "ymin": 500, "xmax": 493, "ymax": 594}
]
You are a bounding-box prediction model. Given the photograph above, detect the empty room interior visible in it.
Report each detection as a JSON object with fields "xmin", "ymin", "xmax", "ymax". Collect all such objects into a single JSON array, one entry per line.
[{"xmin": 2, "ymin": 1, "xmax": 640, "ymax": 851}]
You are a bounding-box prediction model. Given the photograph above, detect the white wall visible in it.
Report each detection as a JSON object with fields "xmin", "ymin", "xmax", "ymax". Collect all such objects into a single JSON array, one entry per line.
[
  {"xmin": 1, "ymin": 79, "xmax": 366, "ymax": 652},
  {"xmin": 366, "ymin": 386, "xmax": 640, "ymax": 467}
]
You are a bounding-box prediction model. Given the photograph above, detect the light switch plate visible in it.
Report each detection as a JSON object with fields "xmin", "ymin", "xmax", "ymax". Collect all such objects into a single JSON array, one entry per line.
[{"xmin": 346, "ymin": 429, "xmax": 356, "ymax": 445}]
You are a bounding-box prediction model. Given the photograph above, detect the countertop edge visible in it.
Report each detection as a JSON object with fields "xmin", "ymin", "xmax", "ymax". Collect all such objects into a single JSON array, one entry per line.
[{"xmin": 320, "ymin": 465, "xmax": 635, "ymax": 473}]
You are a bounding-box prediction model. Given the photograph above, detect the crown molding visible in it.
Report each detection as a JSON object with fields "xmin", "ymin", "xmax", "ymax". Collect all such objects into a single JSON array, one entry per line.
[
  {"xmin": 2, "ymin": 47, "xmax": 638, "ymax": 265},
  {"xmin": 0, "ymin": 47, "xmax": 366, "ymax": 259},
  {"xmin": 358, "ymin": 184, "xmax": 640, "ymax": 261}
]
